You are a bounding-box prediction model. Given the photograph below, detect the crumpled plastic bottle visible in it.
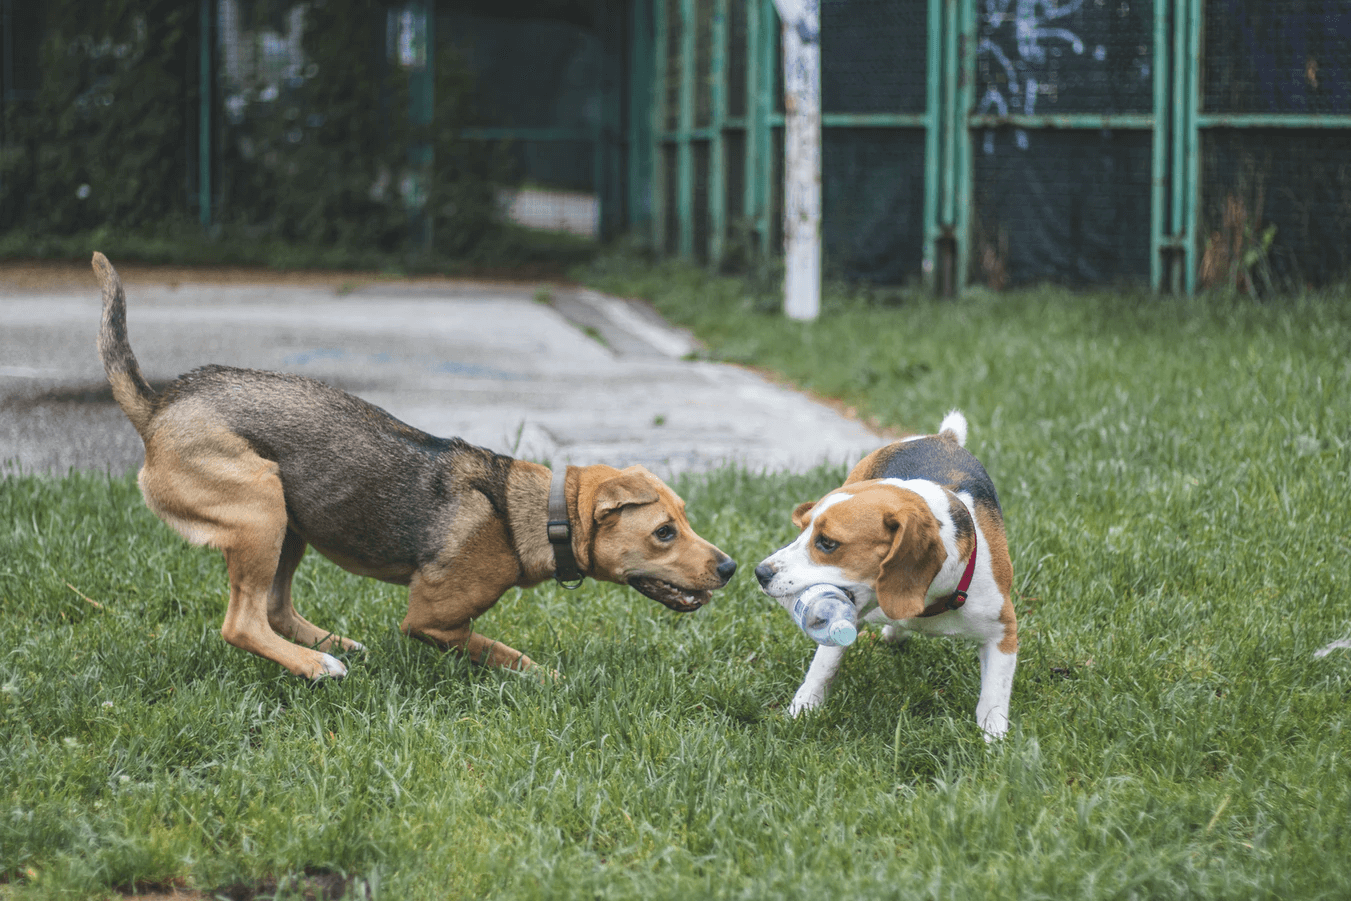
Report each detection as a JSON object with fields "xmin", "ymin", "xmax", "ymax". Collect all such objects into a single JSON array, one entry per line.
[{"xmin": 791, "ymin": 584, "xmax": 857, "ymax": 647}]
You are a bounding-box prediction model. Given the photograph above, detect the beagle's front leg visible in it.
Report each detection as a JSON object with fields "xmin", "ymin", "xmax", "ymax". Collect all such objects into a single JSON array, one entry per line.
[
  {"xmin": 789, "ymin": 644, "xmax": 848, "ymax": 716},
  {"xmin": 975, "ymin": 639, "xmax": 1017, "ymax": 740}
]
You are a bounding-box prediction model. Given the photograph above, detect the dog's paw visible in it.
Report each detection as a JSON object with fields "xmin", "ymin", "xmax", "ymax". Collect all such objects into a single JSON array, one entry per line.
[
  {"xmin": 516, "ymin": 662, "xmax": 563, "ymax": 685},
  {"xmin": 880, "ymin": 624, "xmax": 912, "ymax": 646},
  {"xmin": 978, "ymin": 709, "xmax": 1009, "ymax": 742},
  {"xmin": 315, "ymin": 653, "xmax": 348, "ymax": 679},
  {"xmin": 788, "ymin": 684, "xmax": 827, "ymax": 717}
]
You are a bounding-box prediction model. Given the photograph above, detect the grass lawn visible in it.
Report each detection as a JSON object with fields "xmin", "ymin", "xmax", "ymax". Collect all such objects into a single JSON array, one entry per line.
[{"xmin": 3, "ymin": 265, "xmax": 1350, "ymax": 899}]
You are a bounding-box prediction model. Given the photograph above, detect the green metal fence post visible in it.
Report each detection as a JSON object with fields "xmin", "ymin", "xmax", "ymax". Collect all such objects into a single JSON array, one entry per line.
[
  {"xmin": 758, "ymin": 0, "xmax": 775, "ymax": 257},
  {"xmin": 744, "ymin": 0, "xmax": 762, "ymax": 246},
  {"xmin": 406, "ymin": 0, "xmax": 434, "ymax": 251},
  {"xmin": 678, "ymin": 0, "xmax": 696, "ymax": 256},
  {"xmin": 653, "ymin": 0, "xmax": 668, "ymax": 252},
  {"xmin": 941, "ymin": 0, "xmax": 957, "ymax": 233},
  {"xmin": 1183, "ymin": 0, "xmax": 1200, "ymax": 295},
  {"xmin": 937, "ymin": 0, "xmax": 959, "ymax": 294},
  {"xmin": 1169, "ymin": 0, "xmax": 1188, "ymax": 293},
  {"xmin": 1150, "ymin": 0, "xmax": 1168, "ymax": 291},
  {"xmin": 921, "ymin": 0, "xmax": 943, "ymax": 292},
  {"xmin": 954, "ymin": 0, "xmax": 975, "ymax": 295},
  {"xmin": 596, "ymin": 1, "xmax": 620, "ymax": 239},
  {"xmin": 709, "ymin": 0, "xmax": 728, "ymax": 264},
  {"xmin": 629, "ymin": 0, "xmax": 655, "ymax": 232},
  {"xmin": 199, "ymin": 0, "xmax": 212, "ymax": 228}
]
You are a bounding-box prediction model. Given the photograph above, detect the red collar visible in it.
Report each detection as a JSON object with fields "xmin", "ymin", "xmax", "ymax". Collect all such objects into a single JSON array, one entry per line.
[{"xmin": 917, "ymin": 529, "xmax": 977, "ymax": 618}]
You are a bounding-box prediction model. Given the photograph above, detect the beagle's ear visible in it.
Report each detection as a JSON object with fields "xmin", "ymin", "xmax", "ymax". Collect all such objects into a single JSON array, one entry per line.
[
  {"xmin": 594, "ymin": 470, "xmax": 660, "ymax": 520},
  {"xmin": 791, "ymin": 500, "xmax": 817, "ymax": 530},
  {"xmin": 875, "ymin": 503, "xmax": 946, "ymax": 620}
]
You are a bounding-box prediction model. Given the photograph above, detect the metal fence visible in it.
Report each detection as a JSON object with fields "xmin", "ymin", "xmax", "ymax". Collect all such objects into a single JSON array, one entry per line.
[
  {"xmin": 3, "ymin": 1, "xmax": 1348, "ymax": 291},
  {"xmin": 647, "ymin": 0, "xmax": 1351, "ymax": 291}
]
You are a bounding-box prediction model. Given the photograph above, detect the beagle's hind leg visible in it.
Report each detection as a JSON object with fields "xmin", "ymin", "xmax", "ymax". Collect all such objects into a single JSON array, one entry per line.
[
  {"xmin": 139, "ymin": 430, "xmax": 347, "ymax": 679},
  {"xmin": 266, "ymin": 528, "xmax": 365, "ymax": 654}
]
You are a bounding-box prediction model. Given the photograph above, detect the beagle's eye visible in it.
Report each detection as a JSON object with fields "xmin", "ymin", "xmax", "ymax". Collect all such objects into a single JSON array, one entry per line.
[
  {"xmin": 814, "ymin": 535, "xmax": 839, "ymax": 554},
  {"xmin": 654, "ymin": 524, "xmax": 678, "ymax": 542}
]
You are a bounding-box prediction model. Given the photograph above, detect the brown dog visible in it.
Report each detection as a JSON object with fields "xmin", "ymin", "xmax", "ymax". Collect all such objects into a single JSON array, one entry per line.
[{"xmin": 92, "ymin": 252, "xmax": 736, "ymax": 680}]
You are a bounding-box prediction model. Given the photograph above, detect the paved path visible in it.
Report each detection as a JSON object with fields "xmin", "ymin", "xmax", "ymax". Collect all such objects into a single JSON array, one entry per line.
[{"xmin": 0, "ymin": 267, "xmax": 879, "ymax": 478}]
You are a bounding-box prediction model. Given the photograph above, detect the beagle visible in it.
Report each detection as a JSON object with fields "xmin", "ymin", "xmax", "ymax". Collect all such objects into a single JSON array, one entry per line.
[
  {"xmin": 754, "ymin": 411, "xmax": 1017, "ymax": 739},
  {"xmin": 92, "ymin": 253, "xmax": 736, "ymax": 681}
]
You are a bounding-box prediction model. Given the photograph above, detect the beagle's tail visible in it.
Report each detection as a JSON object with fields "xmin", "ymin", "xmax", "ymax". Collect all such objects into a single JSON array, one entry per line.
[
  {"xmin": 93, "ymin": 252, "xmax": 156, "ymax": 437},
  {"xmin": 938, "ymin": 409, "xmax": 968, "ymax": 446}
]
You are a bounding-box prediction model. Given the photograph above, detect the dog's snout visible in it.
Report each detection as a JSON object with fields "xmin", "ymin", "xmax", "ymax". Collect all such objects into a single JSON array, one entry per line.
[
  {"xmin": 716, "ymin": 557, "xmax": 738, "ymax": 583},
  {"xmin": 754, "ymin": 562, "xmax": 775, "ymax": 588}
]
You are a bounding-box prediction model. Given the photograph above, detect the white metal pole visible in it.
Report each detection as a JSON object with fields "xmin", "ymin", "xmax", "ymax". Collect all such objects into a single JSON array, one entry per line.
[{"xmin": 772, "ymin": 0, "xmax": 821, "ymax": 321}]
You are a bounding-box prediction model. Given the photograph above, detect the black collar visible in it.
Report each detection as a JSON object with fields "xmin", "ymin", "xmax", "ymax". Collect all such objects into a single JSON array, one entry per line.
[{"xmin": 548, "ymin": 467, "xmax": 585, "ymax": 588}]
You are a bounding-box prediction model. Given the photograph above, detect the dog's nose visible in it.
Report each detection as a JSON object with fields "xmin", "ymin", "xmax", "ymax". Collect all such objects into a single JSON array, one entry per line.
[
  {"xmin": 754, "ymin": 563, "xmax": 775, "ymax": 587},
  {"xmin": 716, "ymin": 557, "xmax": 738, "ymax": 583}
]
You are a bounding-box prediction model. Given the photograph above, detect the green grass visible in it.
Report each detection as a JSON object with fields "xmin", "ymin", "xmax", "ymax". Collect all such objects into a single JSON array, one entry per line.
[{"xmin": 3, "ymin": 265, "xmax": 1351, "ymax": 899}]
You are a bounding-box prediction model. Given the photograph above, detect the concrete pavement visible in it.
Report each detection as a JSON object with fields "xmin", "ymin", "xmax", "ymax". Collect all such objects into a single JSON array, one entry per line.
[{"xmin": 0, "ymin": 268, "xmax": 880, "ymax": 478}]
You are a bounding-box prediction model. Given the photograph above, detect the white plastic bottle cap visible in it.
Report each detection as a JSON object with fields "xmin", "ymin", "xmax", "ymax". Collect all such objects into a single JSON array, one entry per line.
[{"xmin": 828, "ymin": 621, "xmax": 857, "ymax": 646}]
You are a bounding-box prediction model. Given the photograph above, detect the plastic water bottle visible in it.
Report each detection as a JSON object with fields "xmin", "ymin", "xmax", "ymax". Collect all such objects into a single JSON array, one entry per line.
[{"xmin": 791, "ymin": 584, "xmax": 858, "ymax": 647}]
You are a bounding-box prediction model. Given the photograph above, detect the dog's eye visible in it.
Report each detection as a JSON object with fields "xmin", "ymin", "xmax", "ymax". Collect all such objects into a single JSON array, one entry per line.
[
  {"xmin": 654, "ymin": 524, "xmax": 677, "ymax": 542},
  {"xmin": 815, "ymin": 535, "xmax": 839, "ymax": 554}
]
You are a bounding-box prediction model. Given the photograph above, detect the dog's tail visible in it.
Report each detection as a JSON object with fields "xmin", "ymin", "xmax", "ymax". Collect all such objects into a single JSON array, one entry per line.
[
  {"xmin": 938, "ymin": 409, "xmax": 968, "ymax": 446},
  {"xmin": 93, "ymin": 252, "xmax": 156, "ymax": 437}
]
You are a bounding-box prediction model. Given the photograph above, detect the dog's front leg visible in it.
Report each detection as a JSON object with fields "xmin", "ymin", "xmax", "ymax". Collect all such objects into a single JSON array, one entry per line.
[
  {"xmin": 401, "ymin": 601, "xmax": 539, "ymax": 673},
  {"xmin": 788, "ymin": 644, "xmax": 848, "ymax": 716},
  {"xmin": 975, "ymin": 640, "xmax": 1017, "ymax": 740},
  {"xmin": 402, "ymin": 564, "xmax": 540, "ymax": 674}
]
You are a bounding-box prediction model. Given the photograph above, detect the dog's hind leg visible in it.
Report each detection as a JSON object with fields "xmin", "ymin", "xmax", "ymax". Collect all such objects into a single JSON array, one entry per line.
[
  {"xmin": 216, "ymin": 486, "xmax": 347, "ymax": 680},
  {"xmin": 266, "ymin": 528, "xmax": 364, "ymax": 654},
  {"xmin": 140, "ymin": 431, "xmax": 347, "ymax": 679}
]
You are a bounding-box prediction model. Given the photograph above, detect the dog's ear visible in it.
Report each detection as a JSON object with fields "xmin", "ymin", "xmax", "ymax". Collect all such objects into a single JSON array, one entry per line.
[
  {"xmin": 594, "ymin": 469, "xmax": 661, "ymax": 520},
  {"xmin": 875, "ymin": 502, "xmax": 946, "ymax": 620},
  {"xmin": 791, "ymin": 500, "xmax": 817, "ymax": 530}
]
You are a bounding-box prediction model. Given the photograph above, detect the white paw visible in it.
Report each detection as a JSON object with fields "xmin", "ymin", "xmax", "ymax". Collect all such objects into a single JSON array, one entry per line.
[
  {"xmin": 788, "ymin": 685, "xmax": 827, "ymax": 717},
  {"xmin": 317, "ymin": 653, "xmax": 348, "ymax": 679},
  {"xmin": 347, "ymin": 640, "xmax": 366, "ymax": 652},
  {"xmin": 978, "ymin": 709, "xmax": 1009, "ymax": 742},
  {"xmin": 880, "ymin": 624, "xmax": 912, "ymax": 645}
]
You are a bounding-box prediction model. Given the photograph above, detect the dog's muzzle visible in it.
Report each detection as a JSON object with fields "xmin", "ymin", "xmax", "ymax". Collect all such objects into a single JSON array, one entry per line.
[
  {"xmin": 629, "ymin": 557, "xmax": 735, "ymax": 613},
  {"xmin": 629, "ymin": 577, "xmax": 712, "ymax": 612}
]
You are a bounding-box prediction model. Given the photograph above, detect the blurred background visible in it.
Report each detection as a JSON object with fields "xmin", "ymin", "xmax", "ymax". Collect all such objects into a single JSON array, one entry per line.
[{"xmin": 0, "ymin": 0, "xmax": 1348, "ymax": 292}]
